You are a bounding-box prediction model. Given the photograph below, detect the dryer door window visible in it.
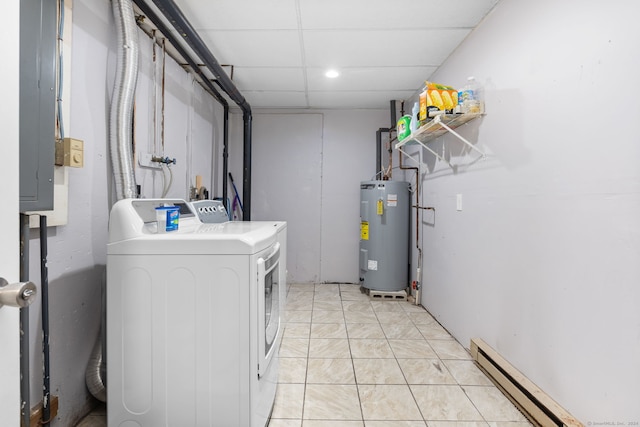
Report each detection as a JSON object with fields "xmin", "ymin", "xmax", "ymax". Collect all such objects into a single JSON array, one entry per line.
[
  {"xmin": 258, "ymin": 242, "xmax": 280, "ymax": 378},
  {"xmin": 264, "ymin": 260, "xmax": 279, "ymax": 355}
]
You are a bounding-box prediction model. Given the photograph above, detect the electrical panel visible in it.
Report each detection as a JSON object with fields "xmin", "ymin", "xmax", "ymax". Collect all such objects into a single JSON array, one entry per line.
[{"xmin": 19, "ymin": 0, "xmax": 57, "ymax": 212}]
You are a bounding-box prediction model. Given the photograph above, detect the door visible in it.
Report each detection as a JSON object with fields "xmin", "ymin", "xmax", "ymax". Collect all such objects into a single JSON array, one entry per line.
[
  {"xmin": 250, "ymin": 113, "xmax": 323, "ymax": 283},
  {"xmin": 0, "ymin": 2, "xmax": 22, "ymax": 426}
]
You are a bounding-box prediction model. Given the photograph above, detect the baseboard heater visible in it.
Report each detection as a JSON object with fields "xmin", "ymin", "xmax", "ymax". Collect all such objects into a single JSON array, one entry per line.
[{"xmin": 470, "ymin": 338, "xmax": 583, "ymax": 427}]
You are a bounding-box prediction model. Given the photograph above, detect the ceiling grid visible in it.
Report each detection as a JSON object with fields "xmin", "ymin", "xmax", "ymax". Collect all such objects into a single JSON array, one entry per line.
[{"xmin": 173, "ymin": 0, "xmax": 500, "ymax": 109}]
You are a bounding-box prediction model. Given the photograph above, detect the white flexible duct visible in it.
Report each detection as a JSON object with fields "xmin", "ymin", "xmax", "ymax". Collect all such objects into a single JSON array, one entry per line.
[
  {"xmin": 87, "ymin": 0, "xmax": 140, "ymax": 402},
  {"xmin": 86, "ymin": 270, "xmax": 108, "ymax": 402},
  {"xmin": 85, "ymin": 336, "xmax": 106, "ymax": 402},
  {"xmin": 110, "ymin": 0, "xmax": 139, "ymax": 200}
]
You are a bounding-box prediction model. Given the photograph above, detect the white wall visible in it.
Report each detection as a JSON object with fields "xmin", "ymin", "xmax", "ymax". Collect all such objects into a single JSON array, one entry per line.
[
  {"xmin": 403, "ymin": 0, "xmax": 640, "ymax": 422},
  {"xmin": 135, "ymin": 34, "xmax": 223, "ymax": 200},
  {"xmin": 24, "ymin": 0, "xmax": 223, "ymax": 424},
  {"xmin": 229, "ymin": 109, "xmax": 389, "ymax": 283}
]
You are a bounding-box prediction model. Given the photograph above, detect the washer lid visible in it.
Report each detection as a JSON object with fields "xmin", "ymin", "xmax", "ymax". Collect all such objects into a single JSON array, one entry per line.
[
  {"xmin": 108, "ymin": 222, "xmax": 280, "ymax": 255},
  {"xmin": 108, "ymin": 199, "xmax": 283, "ymax": 255}
]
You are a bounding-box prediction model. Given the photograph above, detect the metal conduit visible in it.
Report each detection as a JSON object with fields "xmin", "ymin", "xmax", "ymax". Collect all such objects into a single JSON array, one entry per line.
[{"xmin": 144, "ymin": 0, "xmax": 253, "ymax": 219}]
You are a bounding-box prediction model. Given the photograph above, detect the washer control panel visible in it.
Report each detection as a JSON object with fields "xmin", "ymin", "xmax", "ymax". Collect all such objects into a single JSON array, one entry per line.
[{"xmin": 190, "ymin": 200, "xmax": 229, "ymax": 224}]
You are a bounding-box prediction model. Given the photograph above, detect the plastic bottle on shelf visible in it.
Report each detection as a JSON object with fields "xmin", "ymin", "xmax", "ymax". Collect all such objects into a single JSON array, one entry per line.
[
  {"xmin": 458, "ymin": 76, "xmax": 483, "ymax": 114},
  {"xmin": 410, "ymin": 102, "xmax": 419, "ymax": 133},
  {"xmin": 397, "ymin": 115, "xmax": 411, "ymax": 141}
]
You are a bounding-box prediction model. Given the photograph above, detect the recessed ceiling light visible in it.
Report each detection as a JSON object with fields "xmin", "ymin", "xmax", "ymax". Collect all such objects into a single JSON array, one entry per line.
[{"xmin": 325, "ymin": 69, "xmax": 340, "ymax": 78}]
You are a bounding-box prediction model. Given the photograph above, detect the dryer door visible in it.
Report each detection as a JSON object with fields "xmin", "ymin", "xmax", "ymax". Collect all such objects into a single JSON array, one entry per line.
[{"xmin": 257, "ymin": 242, "xmax": 280, "ymax": 377}]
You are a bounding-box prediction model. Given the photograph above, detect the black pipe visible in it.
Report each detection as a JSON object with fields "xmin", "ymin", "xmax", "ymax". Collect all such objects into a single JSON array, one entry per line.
[
  {"xmin": 389, "ymin": 100, "xmax": 397, "ymax": 129},
  {"xmin": 376, "ymin": 128, "xmax": 390, "ymax": 175},
  {"xmin": 222, "ymin": 105, "xmax": 229, "ymax": 211},
  {"xmin": 19, "ymin": 214, "xmax": 30, "ymax": 427},
  {"xmin": 132, "ymin": 0, "xmax": 226, "ymax": 106},
  {"xmin": 376, "ymin": 129, "xmax": 382, "ymax": 175},
  {"xmin": 242, "ymin": 111, "xmax": 252, "ymax": 220},
  {"xmin": 40, "ymin": 216, "xmax": 51, "ymax": 427},
  {"xmin": 146, "ymin": 0, "xmax": 250, "ymax": 111},
  {"xmin": 374, "ymin": 100, "xmax": 398, "ymax": 177},
  {"xmin": 139, "ymin": 0, "xmax": 252, "ymax": 219}
]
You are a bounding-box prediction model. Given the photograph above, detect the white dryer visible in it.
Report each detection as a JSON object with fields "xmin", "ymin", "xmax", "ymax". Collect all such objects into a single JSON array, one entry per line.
[{"xmin": 107, "ymin": 198, "xmax": 286, "ymax": 427}]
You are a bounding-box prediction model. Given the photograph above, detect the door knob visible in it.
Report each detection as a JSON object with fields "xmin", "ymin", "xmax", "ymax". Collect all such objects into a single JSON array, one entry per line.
[{"xmin": 0, "ymin": 277, "xmax": 37, "ymax": 308}]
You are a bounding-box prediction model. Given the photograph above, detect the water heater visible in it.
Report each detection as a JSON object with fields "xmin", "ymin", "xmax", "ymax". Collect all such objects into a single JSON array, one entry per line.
[{"xmin": 359, "ymin": 180, "xmax": 410, "ymax": 292}]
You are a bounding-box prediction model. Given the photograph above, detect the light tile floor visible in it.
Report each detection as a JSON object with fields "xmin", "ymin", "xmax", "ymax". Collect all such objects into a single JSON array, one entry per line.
[
  {"xmin": 75, "ymin": 282, "xmax": 532, "ymax": 427},
  {"xmin": 269, "ymin": 283, "xmax": 532, "ymax": 427}
]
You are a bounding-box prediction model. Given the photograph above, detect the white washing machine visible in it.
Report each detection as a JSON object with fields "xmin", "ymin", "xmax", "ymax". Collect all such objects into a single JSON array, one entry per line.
[{"xmin": 107, "ymin": 198, "xmax": 286, "ymax": 427}]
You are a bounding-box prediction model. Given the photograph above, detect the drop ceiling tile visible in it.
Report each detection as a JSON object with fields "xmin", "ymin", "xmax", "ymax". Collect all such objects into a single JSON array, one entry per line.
[
  {"xmin": 242, "ymin": 91, "xmax": 309, "ymax": 108},
  {"xmin": 175, "ymin": 0, "xmax": 299, "ymax": 30},
  {"xmin": 299, "ymin": 0, "xmax": 499, "ymax": 29},
  {"xmin": 303, "ymin": 29, "xmax": 470, "ymax": 67},
  {"xmin": 308, "ymin": 90, "xmax": 416, "ymax": 109},
  {"xmin": 232, "ymin": 67, "xmax": 306, "ymax": 91},
  {"xmin": 152, "ymin": 0, "xmax": 501, "ymax": 109},
  {"xmin": 196, "ymin": 30, "xmax": 302, "ymax": 66},
  {"xmin": 306, "ymin": 66, "xmax": 437, "ymax": 91}
]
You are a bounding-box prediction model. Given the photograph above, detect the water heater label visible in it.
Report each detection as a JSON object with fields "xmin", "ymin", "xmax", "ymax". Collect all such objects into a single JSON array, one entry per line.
[
  {"xmin": 368, "ymin": 260, "xmax": 378, "ymax": 271},
  {"xmin": 387, "ymin": 194, "xmax": 398, "ymax": 207},
  {"xmin": 360, "ymin": 221, "xmax": 369, "ymax": 240}
]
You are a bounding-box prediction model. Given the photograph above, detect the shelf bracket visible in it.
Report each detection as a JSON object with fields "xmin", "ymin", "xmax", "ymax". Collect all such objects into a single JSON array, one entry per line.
[
  {"xmin": 435, "ymin": 115, "xmax": 486, "ymax": 159},
  {"xmin": 399, "ymin": 141, "xmax": 453, "ymax": 168},
  {"xmin": 394, "ymin": 112, "xmax": 485, "ymax": 170},
  {"xmin": 397, "ymin": 147, "xmax": 421, "ymax": 166}
]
